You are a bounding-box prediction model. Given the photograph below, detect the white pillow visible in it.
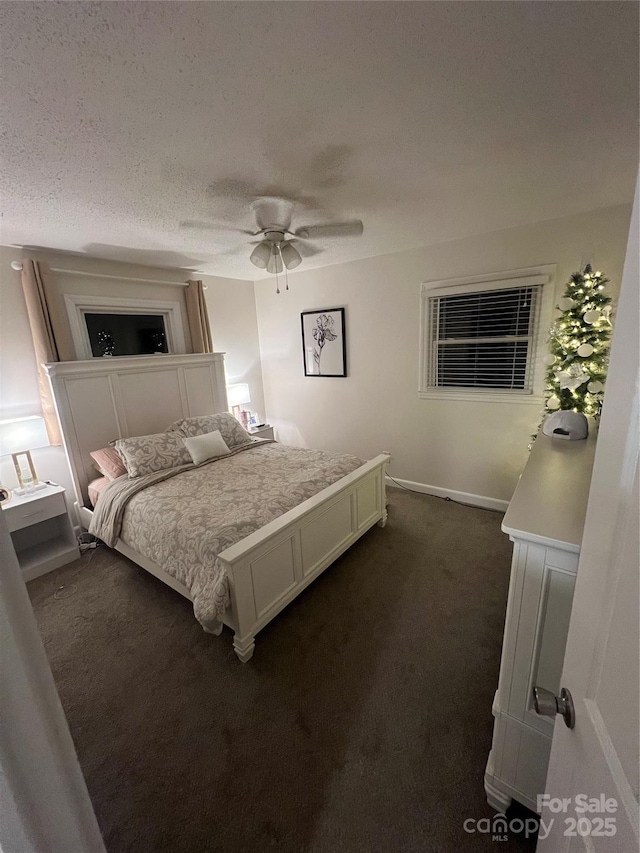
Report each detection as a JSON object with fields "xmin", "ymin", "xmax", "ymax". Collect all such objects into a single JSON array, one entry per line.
[{"xmin": 183, "ymin": 430, "xmax": 231, "ymax": 466}]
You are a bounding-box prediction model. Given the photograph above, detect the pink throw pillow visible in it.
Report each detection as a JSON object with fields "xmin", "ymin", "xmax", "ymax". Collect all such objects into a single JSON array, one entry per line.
[{"xmin": 90, "ymin": 447, "xmax": 127, "ymax": 480}]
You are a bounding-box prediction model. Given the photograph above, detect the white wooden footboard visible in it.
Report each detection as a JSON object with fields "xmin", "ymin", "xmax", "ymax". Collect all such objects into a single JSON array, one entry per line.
[{"xmin": 219, "ymin": 454, "xmax": 389, "ymax": 661}]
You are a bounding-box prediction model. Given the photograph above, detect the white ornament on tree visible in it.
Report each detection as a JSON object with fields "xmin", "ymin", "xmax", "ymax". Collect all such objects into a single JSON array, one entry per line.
[
  {"xmin": 587, "ymin": 380, "xmax": 604, "ymax": 394},
  {"xmin": 583, "ymin": 310, "xmax": 601, "ymax": 324},
  {"xmin": 558, "ymin": 297, "xmax": 576, "ymax": 311},
  {"xmin": 543, "ymin": 354, "xmax": 557, "ymax": 366},
  {"xmin": 557, "ymin": 363, "xmax": 590, "ymax": 391},
  {"xmin": 577, "ymin": 343, "xmax": 595, "ymax": 357},
  {"xmin": 547, "ymin": 395, "xmax": 561, "ymax": 410}
]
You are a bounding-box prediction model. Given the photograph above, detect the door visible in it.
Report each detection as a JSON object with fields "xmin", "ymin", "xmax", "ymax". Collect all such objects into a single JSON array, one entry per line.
[{"xmin": 537, "ymin": 177, "xmax": 639, "ymax": 852}]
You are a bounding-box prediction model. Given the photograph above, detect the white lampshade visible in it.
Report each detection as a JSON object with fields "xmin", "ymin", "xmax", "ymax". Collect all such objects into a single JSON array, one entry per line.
[
  {"xmin": 266, "ymin": 246, "xmax": 283, "ymax": 275},
  {"xmin": 280, "ymin": 242, "xmax": 302, "ymax": 270},
  {"xmin": 0, "ymin": 416, "xmax": 50, "ymax": 456},
  {"xmin": 250, "ymin": 242, "xmax": 272, "ymax": 270},
  {"xmin": 227, "ymin": 383, "xmax": 251, "ymax": 407}
]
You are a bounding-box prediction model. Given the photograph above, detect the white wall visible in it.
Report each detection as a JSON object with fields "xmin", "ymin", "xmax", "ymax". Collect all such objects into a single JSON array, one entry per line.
[
  {"xmin": 201, "ymin": 273, "xmax": 266, "ymax": 425},
  {"xmin": 254, "ymin": 204, "xmax": 632, "ymax": 506},
  {"xmin": 0, "ymin": 248, "xmax": 265, "ymax": 503}
]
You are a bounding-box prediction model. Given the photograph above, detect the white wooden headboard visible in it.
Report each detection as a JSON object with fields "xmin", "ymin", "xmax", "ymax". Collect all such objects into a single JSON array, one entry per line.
[{"xmin": 45, "ymin": 353, "xmax": 228, "ymax": 508}]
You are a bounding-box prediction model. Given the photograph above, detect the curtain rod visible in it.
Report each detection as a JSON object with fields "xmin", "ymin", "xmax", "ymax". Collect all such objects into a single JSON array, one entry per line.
[{"xmin": 10, "ymin": 261, "xmax": 190, "ymax": 287}]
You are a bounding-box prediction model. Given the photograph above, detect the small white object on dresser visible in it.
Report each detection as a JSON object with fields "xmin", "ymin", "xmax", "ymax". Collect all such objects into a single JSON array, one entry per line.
[
  {"xmin": 250, "ymin": 424, "xmax": 275, "ymax": 441},
  {"xmin": 484, "ymin": 430, "xmax": 597, "ymax": 814},
  {"xmin": 2, "ymin": 484, "xmax": 79, "ymax": 581}
]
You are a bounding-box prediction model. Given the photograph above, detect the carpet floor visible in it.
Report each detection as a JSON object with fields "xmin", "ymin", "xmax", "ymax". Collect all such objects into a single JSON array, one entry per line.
[{"xmin": 28, "ymin": 489, "xmax": 538, "ymax": 853}]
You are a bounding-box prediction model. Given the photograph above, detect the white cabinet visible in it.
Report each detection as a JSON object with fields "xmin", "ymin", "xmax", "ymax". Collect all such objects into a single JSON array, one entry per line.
[
  {"xmin": 2, "ymin": 485, "xmax": 79, "ymax": 581},
  {"xmin": 484, "ymin": 432, "xmax": 597, "ymax": 814}
]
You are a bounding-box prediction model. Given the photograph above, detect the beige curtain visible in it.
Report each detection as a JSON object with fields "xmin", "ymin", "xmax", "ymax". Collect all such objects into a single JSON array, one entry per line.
[
  {"xmin": 185, "ymin": 280, "xmax": 213, "ymax": 353},
  {"xmin": 20, "ymin": 260, "xmax": 62, "ymax": 446}
]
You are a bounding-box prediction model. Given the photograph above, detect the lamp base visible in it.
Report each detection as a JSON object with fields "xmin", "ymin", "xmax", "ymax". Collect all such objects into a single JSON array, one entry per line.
[{"xmin": 14, "ymin": 482, "xmax": 48, "ymax": 497}]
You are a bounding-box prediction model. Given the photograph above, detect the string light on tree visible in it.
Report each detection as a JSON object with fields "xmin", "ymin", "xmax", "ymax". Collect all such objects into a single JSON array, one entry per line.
[{"xmin": 540, "ymin": 263, "xmax": 613, "ymax": 429}]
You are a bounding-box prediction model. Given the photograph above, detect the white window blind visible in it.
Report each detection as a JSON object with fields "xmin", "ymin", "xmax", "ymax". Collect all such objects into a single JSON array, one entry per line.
[{"xmin": 427, "ymin": 284, "xmax": 542, "ymax": 392}]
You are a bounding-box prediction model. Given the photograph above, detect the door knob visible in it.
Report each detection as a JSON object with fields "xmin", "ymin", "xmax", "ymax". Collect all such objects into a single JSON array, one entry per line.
[{"xmin": 533, "ymin": 686, "xmax": 576, "ymax": 729}]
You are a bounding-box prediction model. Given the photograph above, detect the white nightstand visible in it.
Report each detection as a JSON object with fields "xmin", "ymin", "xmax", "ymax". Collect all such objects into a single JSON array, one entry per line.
[
  {"xmin": 250, "ymin": 425, "xmax": 275, "ymax": 441},
  {"xmin": 2, "ymin": 484, "xmax": 79, "ymax": 581}
]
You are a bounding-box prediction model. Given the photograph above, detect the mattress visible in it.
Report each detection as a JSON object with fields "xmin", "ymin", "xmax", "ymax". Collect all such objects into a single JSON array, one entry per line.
[{"xmin": 88, "ymin": 476, "xmax": 110, "ymax": 508}]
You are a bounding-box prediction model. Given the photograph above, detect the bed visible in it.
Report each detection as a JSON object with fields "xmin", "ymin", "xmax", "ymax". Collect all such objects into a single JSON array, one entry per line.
[{"xmin": 45, "ymin": 354, "xmax": 389, "ymax": 661}]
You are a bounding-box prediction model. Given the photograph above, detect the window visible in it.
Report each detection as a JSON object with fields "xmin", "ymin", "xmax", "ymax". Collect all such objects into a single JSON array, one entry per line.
[
  {"xmin": 85, "ymin": 312, "xmax": 168, "ymax": 357},
  {"xmin": 65, "ymin": 294, "xmax": 186, "ymax": 360},
  {"xmin": 419, "ymin": 268, "xmax": 553, "ymax": 401}
]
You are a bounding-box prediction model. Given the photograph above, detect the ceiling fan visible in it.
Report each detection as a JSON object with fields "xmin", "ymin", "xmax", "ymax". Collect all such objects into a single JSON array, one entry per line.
[{"xmin": 181, "ymin": 196, "xmax": 364, "ymax": 276}]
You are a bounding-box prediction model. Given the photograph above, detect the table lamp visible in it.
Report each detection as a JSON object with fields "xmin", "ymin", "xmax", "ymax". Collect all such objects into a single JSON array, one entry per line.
[
  {"xmin": 227, "ymin": 383, "xmax": 251, "ymax": 429},
  {"xmin": 0, "ymin": 415, "xmax": 50, "ymax": 497}
]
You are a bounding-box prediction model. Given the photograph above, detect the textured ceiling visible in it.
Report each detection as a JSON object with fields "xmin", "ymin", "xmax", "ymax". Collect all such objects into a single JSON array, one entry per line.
[{"xmin": 0, "ymin": 1, "xmax": 637, "ymax": 279}]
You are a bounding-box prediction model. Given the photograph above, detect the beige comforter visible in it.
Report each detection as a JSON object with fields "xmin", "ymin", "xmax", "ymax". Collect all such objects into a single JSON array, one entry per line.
[{"xmin": 90, "ymin": 442, "xmax": 364, "ymax": 631}]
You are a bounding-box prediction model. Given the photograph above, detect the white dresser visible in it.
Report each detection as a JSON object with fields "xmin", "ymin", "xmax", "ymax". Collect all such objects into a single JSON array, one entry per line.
[{"xmin": 484, "ymin": 431, "xmax": 597, "ymax": 814}]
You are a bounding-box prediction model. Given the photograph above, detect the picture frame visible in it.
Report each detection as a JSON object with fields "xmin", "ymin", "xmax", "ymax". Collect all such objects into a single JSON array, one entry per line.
[
  {"xmin": 12, "ymin": 450, "xmax": 38, "ymax": 489},
  {"xmin": 301, "ymin": 308, "xmax": 347, "ymax": 377}
]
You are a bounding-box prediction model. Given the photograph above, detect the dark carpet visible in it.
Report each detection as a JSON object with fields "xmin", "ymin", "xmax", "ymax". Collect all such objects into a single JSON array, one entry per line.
[{"xmin": 28, "ymin": 489, "xmax": 538, "ymax": 853}]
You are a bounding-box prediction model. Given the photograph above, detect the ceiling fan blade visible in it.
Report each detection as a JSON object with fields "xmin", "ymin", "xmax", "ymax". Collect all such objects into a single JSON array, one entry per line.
[
  {"xmin": 180, "ymin": 220, "xmax": 256, "ymax": 235},
  {"xmin": 294, "ymin": 220, "xmax": 363, "ymax": 240},
  {"xmin": 292, "ymin": 239, "xmax": 324, "ymax": 258}
]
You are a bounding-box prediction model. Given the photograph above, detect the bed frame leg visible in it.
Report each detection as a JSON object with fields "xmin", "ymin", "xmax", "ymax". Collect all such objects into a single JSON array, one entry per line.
[
  {"xmin": 377, "ymin": 509, "xmax": 388, "ymax": 528},
  {"xmin": 233, "ymin": 635, "xmax": 255, "ymax": 663}
]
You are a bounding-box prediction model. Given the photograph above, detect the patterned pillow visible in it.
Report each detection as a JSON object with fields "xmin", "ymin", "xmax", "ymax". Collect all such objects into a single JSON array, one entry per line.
[
  {"xmin": 167, "ymin": 413, "xmax": 252, "ymax": 449},
  {"xmin": 115, "ymin": 431, "xmax": 191, "ymax": 478},
  {"xmin": 90, "ymin": 446, "xmax": 128, "ymax": 480}
]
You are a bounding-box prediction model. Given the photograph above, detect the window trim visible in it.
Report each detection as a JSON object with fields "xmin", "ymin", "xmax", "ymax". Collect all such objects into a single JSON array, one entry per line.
[
  {"xmin": 419, "ymin": 265, "xmax": 556, "ymax": 403},
  {"xmin": 64, "ymin": 294, "xmax": 186, "ymax": 360}
]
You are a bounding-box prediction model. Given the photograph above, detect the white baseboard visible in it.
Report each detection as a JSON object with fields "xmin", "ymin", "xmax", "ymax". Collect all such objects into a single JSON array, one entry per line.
[{"xmin": 385, "ymin": 475, "xmax": 509, "ymax": 512}]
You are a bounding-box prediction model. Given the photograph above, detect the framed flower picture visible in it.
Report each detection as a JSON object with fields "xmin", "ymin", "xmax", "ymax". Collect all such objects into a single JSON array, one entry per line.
[{"xmin": 301, "ymin": 308, "xmax": 347, "ymax": 377}]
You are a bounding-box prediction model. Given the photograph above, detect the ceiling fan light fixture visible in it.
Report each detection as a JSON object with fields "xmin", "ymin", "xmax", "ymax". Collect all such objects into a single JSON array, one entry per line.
[
  {"xmin": 266, "ymin": 245, "xmax": 283, "ymax": 275},
  {"xmin": 249, "ymin": 241, "xmax": 271, "ymax": 269},
  {"xmin": 280, "ymin": 242, "xmax": 302, "ymax": 270}
]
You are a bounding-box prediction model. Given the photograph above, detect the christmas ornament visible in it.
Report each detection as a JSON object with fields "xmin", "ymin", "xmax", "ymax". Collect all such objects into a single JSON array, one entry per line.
[
  {"xmin": 543, "ymin": 354, "xmax": 557, "ymax": 366},
  {"xmin": 557, "ymin": 364, "xmax": 590, "ymax": 391},
  {"xmin": 577, "ymin": 343, "xmax": 594, "ymax": 357},
  {"xmin": 547, "ymin": 395, "xmax": 561, "ymax": 410},
  {"xmin": 558, "ymin": 297, "xmax": 576, "ymax": 311},
  {"xmin": 583, "ymin": 310, "xmax": 600, "ymax": 324},
  {"xmin": 588, "ymin": 380, "xmax": 604, "ymax": 394}
]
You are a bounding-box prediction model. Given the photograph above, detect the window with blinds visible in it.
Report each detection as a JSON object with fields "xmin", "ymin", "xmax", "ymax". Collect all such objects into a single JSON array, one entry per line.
[{"xmin": 425, "ymin": 284, "xmax": 542, "ymax": 392}]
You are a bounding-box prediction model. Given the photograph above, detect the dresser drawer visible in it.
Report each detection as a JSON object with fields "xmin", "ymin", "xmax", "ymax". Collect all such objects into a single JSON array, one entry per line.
[{"xmin": 4, "ymin": 493, "xmax": 67, "ymax": 533}]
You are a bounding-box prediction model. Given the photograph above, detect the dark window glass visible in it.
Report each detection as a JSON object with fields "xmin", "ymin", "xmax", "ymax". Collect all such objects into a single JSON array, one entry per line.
[
  {"xmin": 85, "ymin": 313, "xmax": 168, "ymax": 357},
  {"xmin": 431, "ymin": 286, "xmax": 539, "ymax": 391}
]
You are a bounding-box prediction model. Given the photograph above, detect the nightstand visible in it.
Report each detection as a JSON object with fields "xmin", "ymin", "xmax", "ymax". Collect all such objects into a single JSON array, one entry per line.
[
  {"xmin": 2, "ymin": 484, "xmax": 79, "ymax": 581},
  {"xmin": 250, "ymin": 424, "xmax": 275, "ymax": 441}
]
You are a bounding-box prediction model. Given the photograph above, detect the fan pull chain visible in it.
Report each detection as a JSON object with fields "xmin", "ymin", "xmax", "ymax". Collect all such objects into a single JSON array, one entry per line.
[
  {"xmin": 273, "ymin": 244, "xmax": 280, "ymax": 294},
  {"xmin": 279, "ymin": 244, "xmax": 289, "ymax": 291}
]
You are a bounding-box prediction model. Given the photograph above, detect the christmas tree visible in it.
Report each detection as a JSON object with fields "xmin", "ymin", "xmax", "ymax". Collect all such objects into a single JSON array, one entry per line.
[{"xmin": 543, "ymin": 264, "xmax": 612, "ymax": 419}]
